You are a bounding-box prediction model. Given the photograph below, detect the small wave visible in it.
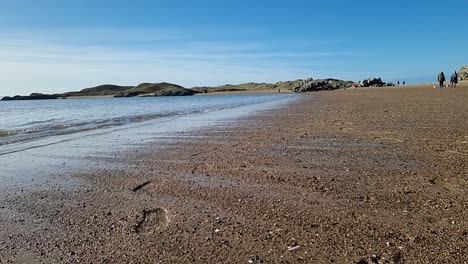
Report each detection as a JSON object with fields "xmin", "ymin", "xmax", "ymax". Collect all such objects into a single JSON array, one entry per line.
[
  {"xmin": 0, "ymin": 112, "xmax": 181, "ymax": 145},
  {"xmin": 0, "ymin": 130, "xmax": 17, "ymax": 137},
  {"xmin": 0, "ymin": 94, "xmax": 296, "ymax": 146},
  {"xmin": 52, "ymin": 124, "xmax": 71, "ymax": 130},
  {"xmin": 131, "ymin": 116, "xmax": 147, "ymax": 122},
  {"xmin": 17, "ymin": 118, "xmax": 58, "ymax": 128}
]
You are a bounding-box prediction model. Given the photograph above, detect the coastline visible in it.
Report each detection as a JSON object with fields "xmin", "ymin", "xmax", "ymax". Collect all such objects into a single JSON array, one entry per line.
[
  {"xmin": 17, "ymin": 90, "xmax": 292, "ymax": 100},
  {"xmin": 1, "ymin": 85, "xmax": 467, "ymax": 263},
  {"xmin": 5, "ymin": 81, "xmax": 467, "ymax": 100},
  {"xmin": 65, "ymin": 89, "xmax": 294, "ymax": 99}
]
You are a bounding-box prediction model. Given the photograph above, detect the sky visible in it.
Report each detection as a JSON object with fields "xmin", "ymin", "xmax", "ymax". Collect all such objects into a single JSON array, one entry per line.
[{"xmin": 0, "ymin": 0, "xmax": 467, "ymax": 95}]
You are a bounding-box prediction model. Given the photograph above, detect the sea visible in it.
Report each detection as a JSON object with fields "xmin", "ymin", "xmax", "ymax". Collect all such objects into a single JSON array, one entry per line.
[
  {"xmin": 0, "ymin": 94, "xmax": 297, "ymax": 187},
  {"xmin": 0, "ymin": 94, "xmax": 296, "ymax": 146}
]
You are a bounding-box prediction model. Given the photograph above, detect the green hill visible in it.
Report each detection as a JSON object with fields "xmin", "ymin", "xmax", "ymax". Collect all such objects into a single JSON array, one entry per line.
[
  {"xmin": 61, "ymin": 83, "xmax": 194, "ymax": 98},
  {"xmin": 115, "ymin": 82, "xmax": 194, "ymax": 97},
  {"xmin": 63, "ymin": 84, "xmax": 133, "ymax": 97},
  {"xmin": 2, "ymin": 82, "xmax": 196, "ymax": 101}
]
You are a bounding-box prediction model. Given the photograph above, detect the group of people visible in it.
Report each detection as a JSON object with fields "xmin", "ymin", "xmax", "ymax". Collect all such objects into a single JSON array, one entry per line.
[
  {"xmin": 397, "ymin": 81, "xmax": 405, "ymax": 86},
  {"xmin": 438, "ymin": 71, "xmax": 458, "ymax": 88}
]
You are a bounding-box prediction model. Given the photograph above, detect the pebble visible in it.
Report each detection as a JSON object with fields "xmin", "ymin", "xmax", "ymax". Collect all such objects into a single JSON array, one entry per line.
[{"xmin": 287, "ymin": 245, "xmax": 301, "ymax": 251}]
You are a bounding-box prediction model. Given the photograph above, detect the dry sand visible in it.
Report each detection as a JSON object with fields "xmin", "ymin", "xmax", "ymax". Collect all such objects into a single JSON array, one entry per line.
[{"xmin": 1, "ymin": 83, "xmax": 467, "ymax": 263}]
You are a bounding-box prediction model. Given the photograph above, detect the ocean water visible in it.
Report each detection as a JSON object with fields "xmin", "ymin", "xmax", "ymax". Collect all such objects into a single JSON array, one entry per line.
[
  {"xmin": 0, "ymin": 94, "xmax": 295, "ymax": 146},
  {"xmin": 0, "ymin": 94, "xmax": 297, "ymax": 187}
]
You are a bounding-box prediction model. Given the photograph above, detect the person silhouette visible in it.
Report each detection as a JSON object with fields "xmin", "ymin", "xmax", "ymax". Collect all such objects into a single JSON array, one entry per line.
[
  {"xmin": 450, "ymin": 71, "xmax": 458, "ymax": 88},
  {"xmin": 438, "ymin": 72, "xmax": 446, "ymax": 88}
]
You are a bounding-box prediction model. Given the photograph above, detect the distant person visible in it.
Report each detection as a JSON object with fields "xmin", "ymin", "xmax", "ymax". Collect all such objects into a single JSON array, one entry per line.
[
  {"xmin": 397, "ymin": 81, "xmax": 400, "ymax": 85},
  {"xmin": 403, "ymin": 81, "xmax": 405, "ymax": 85},
  {"xmin": 438, "ymin": 72, "xmax": 446, "ymax": 88},
  {"xmin": 450, "ymin": 71, "xmax": 458, "ymax": 88}
]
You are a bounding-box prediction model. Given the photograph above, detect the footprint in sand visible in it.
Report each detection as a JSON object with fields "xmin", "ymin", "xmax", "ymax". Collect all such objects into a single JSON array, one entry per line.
[{"xmin": 134, "ymin": 208, "xmax": 169, "ymax": 233}]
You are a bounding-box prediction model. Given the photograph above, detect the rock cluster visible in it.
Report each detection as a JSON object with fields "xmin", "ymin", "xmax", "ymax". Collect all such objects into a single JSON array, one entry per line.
[
  {"xmin": 293, "ymin": 78, "xmax": 354, "ymax": 93},
  {"xmin": 458, "ymin": 65, "xmax": 468, "ymax": 80},
  {"xmin": 1, "ymin": 93, "xmax": 60, "ymax": 101},
  {"xmin": 359, "ymin": 78, "xmax": 395, "ymax": 87},
  {"xmin": 153, "ymin": 89, "xmax": 194, "ymax": 96}
]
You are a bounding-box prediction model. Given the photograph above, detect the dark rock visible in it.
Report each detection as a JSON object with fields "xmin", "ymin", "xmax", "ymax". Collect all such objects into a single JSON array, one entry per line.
[
  {"xmin": 114, "ymin": 92, "xmax": 140, "ymax": 98},
  {"xmin": 125, "ymin": 92, "xmax": 140, "ymax": 97},
  {"xmin": 360, "ymin": 78, "xmax": 393, "ymax": 87},
  {"xmin": 1, "ymin": 93, "xmax": 59, "ymax": 101},
  {"xmin": 356, "ymin": 252, "xmax": 403, "ymax": 264},
  {"xmin": 293, "ymin": 78, "xmax": 354, "ymax": 93},
  {"xmin": 247, "ymin": 255, "xmax": 265, "ymax": 263},
  {"xmin": 154, "ymin": 89, "xmax": 194, "ymax": 96}
]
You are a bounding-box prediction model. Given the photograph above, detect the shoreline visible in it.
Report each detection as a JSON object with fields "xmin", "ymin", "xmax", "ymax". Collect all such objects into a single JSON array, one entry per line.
[
  {"xmin": 3, "ymin": 81, "xmax": 467, "ymax": 100},
  {"xmin": 1, "ymin": 85, "xmax": 467, "ymax": 263},
  {"xmin": 0, "ymin": 94, "xmax": 296, "ymax": 149}
]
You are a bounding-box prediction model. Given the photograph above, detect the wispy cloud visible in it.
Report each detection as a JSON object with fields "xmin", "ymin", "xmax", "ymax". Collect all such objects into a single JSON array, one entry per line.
[{"xmin": 0, "ymin": 28, "xmax": 357, "ymax": 95}]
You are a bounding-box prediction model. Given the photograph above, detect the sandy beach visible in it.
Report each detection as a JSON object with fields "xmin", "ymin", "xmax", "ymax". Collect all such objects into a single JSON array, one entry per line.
[{"xmin": 1, "ymin": 83, "xmax": 467, "ymax": 263}]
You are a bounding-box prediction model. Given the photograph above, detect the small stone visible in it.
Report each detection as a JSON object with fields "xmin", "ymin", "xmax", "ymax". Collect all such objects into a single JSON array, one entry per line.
[{"xmin": 287, "ymin": 245, "xmax": 301, "ymax": 251}]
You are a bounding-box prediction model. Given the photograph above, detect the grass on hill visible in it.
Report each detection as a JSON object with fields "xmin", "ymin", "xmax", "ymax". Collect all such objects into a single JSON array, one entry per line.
[{"xmin": 191, "ymin": 80, "xmax": 303, "ymax": 93}]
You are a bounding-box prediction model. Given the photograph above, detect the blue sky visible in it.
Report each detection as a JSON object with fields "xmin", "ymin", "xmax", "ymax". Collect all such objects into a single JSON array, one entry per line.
[{"xmin": 0, "ymin": 0, "xmax": 467, "ymax": 95}]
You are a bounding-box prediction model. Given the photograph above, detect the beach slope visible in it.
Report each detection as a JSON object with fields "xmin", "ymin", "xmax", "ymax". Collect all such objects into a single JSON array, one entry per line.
[{"xmin": 1, "ymin": 84, "xmax": 467, "ymax": 263}]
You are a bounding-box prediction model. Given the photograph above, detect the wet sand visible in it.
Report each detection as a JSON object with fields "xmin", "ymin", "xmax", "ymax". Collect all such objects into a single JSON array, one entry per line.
[{"xmin": 1, "ymin": 83, "xmax": 467, "ymax": 263}]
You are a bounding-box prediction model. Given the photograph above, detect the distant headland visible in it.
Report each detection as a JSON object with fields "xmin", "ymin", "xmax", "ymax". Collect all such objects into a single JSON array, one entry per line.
[
  {"xmin": 0, "ymin": 78, "xmax": 390, "ymax": 101},
  {"xmin": 2, "ymin": 65, "xmax": 467, "ymax": 101}
]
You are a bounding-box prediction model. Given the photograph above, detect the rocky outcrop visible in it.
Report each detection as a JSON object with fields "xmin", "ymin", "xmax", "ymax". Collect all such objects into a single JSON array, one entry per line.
[
  {"xmin": 114, "ymin": 92, "xmax": 140, "ymax": 98},
  {"xmin": 293, "ymin": 78, "xmax": 354, "ymax": 93},
  {"xmin": 459, "ymin": 65, "xmax": 468, "ymax": 81},
  {"xmin": 359, "ymin": 78, "xmax": 394, "ymax": 87},
  {"xmin": 1, "ymin": 93, "xmax": 60, "ymax": 101},
  {"xmin": 153, "ymin": 88, "xmax": 194, "ymax": 96},
  {"xmin": 114, "ymin": 92, "xmax": 138, "ymax": 98},
  {"xmin": 292, "ymin": 77, "xmax": 394, "ymax": 92}
]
